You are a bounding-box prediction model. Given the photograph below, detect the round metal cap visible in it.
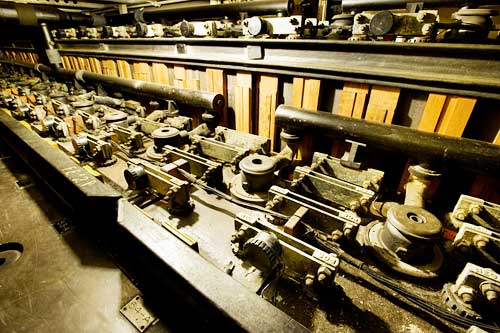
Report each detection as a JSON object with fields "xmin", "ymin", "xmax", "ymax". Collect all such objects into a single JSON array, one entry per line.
[
  {"xmin": 247, "ymin": 17, "xmax": 265, "ymax": 36},
  {"xmin": 152, "ymin": 127, "xmax": 180, "ymax": 139},
  {"xmin": 387, "ymin": 205, "xmax": 442, "ymax": 240},
  {"xmin": 239, "ymin": 154, "xmax": 276, "ymax": 176},
  {"xmin": 370, "ymin": 11, "xmax": 394, "ymax": 36}
]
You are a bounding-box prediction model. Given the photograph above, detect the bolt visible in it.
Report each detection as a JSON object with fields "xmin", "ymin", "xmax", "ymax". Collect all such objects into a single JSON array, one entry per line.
[
  {"xmin": 360, "ymin": 197, "xmax": 369, "ymax": 207},
  {"xmin": 350, "ymin": 200, "xmax": 360, "ymax": 212},
  {"xmin": 304, "ymin": 274, "xmax": 315, "ymax": 287},
  {"xmin": 362, "ymin": 180, "xmax": 371, "ymax": 189},
  {"xmin": 461, "ymin": 292, "xmax": 474, "ymax": 304},
  {"xmin": 455, "ymin": 209, "xmax": 466, "ymax": 220},
  {"xmin": 473, "ymin": 236, "xmax": 488, "ymax": 250},
  {"xmin": 485, "ymin": 290, "xmax": 498, "ymax": 304},
  {"xmin": 469, "ymin": 205, "xmax": 482, "ymax": 215},
  {"xmin": 317, "ymin": 266, "xmax": 332, "ymax": 284},
  {"xmin": 331, "ymin": 230, "xmax": 343, "ymax": 241}
]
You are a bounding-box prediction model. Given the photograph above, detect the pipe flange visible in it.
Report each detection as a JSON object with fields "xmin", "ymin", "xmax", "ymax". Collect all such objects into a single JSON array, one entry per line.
[
  {"xmin": 229, "ymin": 173, "xmax": 268, "ymax": 206},
  {"xmin": 364, "ymin": 205, "xmax": 443, "ymax": 278},
  {"xmin": 239, "ymin": 154, "xmax": 275, "ymax": 193},
  {"xmin": 366, "ymin": 221, "xmax": 443, "ymax": 278},
  {"xmin": 152, "ymin": 127, "xmax": 181, "ymax": 151}
]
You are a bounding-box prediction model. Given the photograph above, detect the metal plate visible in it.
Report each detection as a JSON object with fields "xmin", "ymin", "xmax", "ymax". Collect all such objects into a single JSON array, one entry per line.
[{"xmin": 120, "ymin": 295, "xmax": 157, "ymax": 332}]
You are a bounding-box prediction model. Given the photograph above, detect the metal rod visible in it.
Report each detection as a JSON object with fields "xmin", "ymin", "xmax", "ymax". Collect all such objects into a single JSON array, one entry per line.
[
  {"xmin": 341, "ymin": 0, "xmax": 496, "ymax": 10},
  {"xmin": 106, "ymin": 0, "xmax": 293, "ymax": 25},
  {"xmin": 275, "ymin": 105, "xmax": 500, "ymax": 175},
  {"xmin": 0, "ymin": 3, "xmax": 97, "ymax": 26}
]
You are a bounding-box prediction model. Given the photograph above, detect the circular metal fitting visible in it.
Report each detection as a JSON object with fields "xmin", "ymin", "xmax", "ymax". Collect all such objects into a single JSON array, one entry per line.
[
  {"xmin": 239, "ymin": 154, "xmax": 276, "ymax": 193},
  {"xmin": 103, "ymin": 110, "xmax": 128, "ymax": 127},
  {"xmin": 243, "ymin": 231, "xmax": 281, "ymax": 271},
  {"xmin": 152, "ymin": 127, "xmax": 181, "ymax": 152},
  {"xmin": 179, "ymin": 21, "xmax": 195, "ymax": 37},
  {"xmin": 124, "ymin": 165, "xmax": 148, "ymax": 190},
  {"xmin": 331, "ymin": 14, "xmax": 354, "ymax": 28},
  {"xmin": 71, "ymin": 135, "xmax": 89, "ymax": 152},
  {"xmin": 369, "ymin": 11, "xmax": 394, "ymax": 36},
  {"xmin": 49, "ymin": 91, "xmax": 68, "ymax": 103},
  {"xmin": 247, "ymin": 17, "xmax": 266, "ymax": 36},
  {"xmin": 72, "ymin": 100, "xmax": 95, "ymax": 113},
  {"xmin": 366, "ymin": 205, "xmax": 443, "ymax": 278}
]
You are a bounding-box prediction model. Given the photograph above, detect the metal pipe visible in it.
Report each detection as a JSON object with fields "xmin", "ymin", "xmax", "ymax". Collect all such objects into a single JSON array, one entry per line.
[
  {"xmin": 0, "ymin": 3, "xmax": 96, "ymax": 26},
  {"xmin": 341, "ymin": 0, "xmax": 496, "ymax": 10},
  {"xmin": 107, "ymin": 0, "xmax": 293, "ymax": 25},
  {"xmin": 275, "ymin": 105, "xmax": 500, "ymax": 175},
  {"xmin": 0, "ymin": 60, "xmax": 223, "ymax": 113}
]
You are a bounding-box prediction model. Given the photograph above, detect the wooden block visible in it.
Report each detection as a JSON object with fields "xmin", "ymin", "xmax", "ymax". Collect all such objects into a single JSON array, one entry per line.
[
  {"xmin": 101, "ymin": 59, "xmax": 118, "ymax": 77},
  {"xmin": 117, "ymin": 60, "xmax": 132, "ymax": 79},
  {"xmin": 234, "ymin": 72, "xmax": 252, "ymax": 133},
  {"xmin": 302, "ymin": 79, "xmax": 321, "ymax": 110},
  {"xmin": 293, "ymin": 78, "xmax": 321, "ymax": 161},
  {"xmin": 173, "ymin": 65, "xmax": 186, "ymax": 88},
  {"xmin": 419, "ymin": 93, "xmax": 447, "ymax": 132},
  {"xmin": 206, "ymin": 68, "xmax": 227, "ymax": 125},
  {"xmin": 291, "ymin": 77, "xmax": 304, "ymax": 108},
  {"xmin": 258, "ymin": 75, "xmax": 279, "ymax": 148},
  {"xmin": 89, "ymin": 58, "xmax": 102, "ymax": 74},
  {"xmin": 133, "ymin": 62, "xmax": 151, "ymax": 82},
  {"xmin": 365, "ymin": 85, "xmax": 400, "ymax": 124},
  {"xmin": 436, "ymin": 96, "xmax": 476, "ymax": 137},
  {"xmin": 61, "ymin": 56, "xmax": 71, "ymax": 69},
  {"xmin": 337, "ymin": 82, "xmax": 370, "ymax": 119},
  {"xmin": 186, "ymin": 69, "xmax": 200, "ymax": 90},
  {"xmin": 151, "ymin": 63, "xmax": 169, "ymax": 84}
]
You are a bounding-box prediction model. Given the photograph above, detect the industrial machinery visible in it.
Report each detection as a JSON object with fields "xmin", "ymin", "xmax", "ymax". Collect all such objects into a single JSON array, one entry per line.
[{"xmin": 0, "ymin": 0, "xmax": 500, "ymax": 332}]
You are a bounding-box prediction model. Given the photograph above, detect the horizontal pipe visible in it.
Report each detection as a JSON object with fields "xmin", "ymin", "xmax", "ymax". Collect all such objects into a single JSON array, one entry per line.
[
  {"xmin": 0, "ymin": 60, "xmax": 224, "ymax": 113},
  {"xmin": 0, "ymin": 3, "xmax": 98, "ymax": 26},
  {"xmin": 341, "ymin": 0, "xmax": 497, "ymax": 10},
  {"xmin": 107, "ymin": 0, "xmax": 293, "ymax": 25},
  {"xmin": 275, "ymin": 105, "xmax": 500, "ymax": 175},
  {"xmin": 76, "ymin": 70, "xmax": 225, "ymax": 112}
]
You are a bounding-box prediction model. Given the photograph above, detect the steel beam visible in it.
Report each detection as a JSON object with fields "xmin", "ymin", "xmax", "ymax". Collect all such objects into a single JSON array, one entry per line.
[{"xmin": 55, "ymin": 38, "xmax": 500, "ymax": 100}]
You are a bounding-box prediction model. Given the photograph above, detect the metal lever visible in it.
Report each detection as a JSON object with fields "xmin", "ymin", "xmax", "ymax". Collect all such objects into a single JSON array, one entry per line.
[{"xmin": 340, "ymin": 139, "xmax": 366, "ymax": 170}]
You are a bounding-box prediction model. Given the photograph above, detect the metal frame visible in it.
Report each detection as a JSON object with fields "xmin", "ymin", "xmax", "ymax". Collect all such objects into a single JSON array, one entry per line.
[
  {"xmin": 0, "ymin": 110, "xmax": 309, "ymax": 333},
  {"xmin": 54, "ymin": 38, "xmax": 500, "ymax": 100}
]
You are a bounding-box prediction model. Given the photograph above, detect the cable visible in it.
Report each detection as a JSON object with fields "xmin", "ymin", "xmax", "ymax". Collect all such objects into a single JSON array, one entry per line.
[{"xmin": 312, "ymin": 235, "xmax": 500, "ymax": 333}]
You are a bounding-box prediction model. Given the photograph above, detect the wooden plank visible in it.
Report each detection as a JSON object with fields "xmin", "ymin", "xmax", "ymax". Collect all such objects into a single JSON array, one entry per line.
[
  {"xmin": 234, "ymin": 72, "xmax": 252, "ymax": 133},
  {"xmin": 186, "ymin": 69, "xmax": 200, "ymax": 90},
  {"xmin": 206, "ymin": 68, "xmax": 227, "ymax": 126},
  {"xmin": 173, "ymin": 65, "xmax": 186, "ymax": 88},
  {"xmin": 258, "ymin": 75, "xmax": 279, "ymax": 149},
  {"xmin": 291, "ymin": 78, "xmax": 304, "ymax": 108},
  {"xmin": 302, "ymin": 79, "xmax": 321, "ymax": 110},
  {"xmin": 89, "ymin": 58, "xmax": 102, "ymax": 74},
  {"xmin": 365, "ymin": 85, "xmax": 400, "ymax": 124},
  {"xmin": 133, "ymin": 62, "xmax": 151, "ymax": 82},
  {"xmin": 151, "ymin": 63, "xmax": 169, "ymax": 85},
  {"xmin": 117, "ymin": 60, "xmax": 132, "ymax": 79},
  {"xmin": 418, "ymin": 93, "xmax": 447, "ymax": 132},
  {"xmin": 291, "ymin": 78, "xmax": 321, "ymax": 161},
  {"xmin": 436, "ymin": 96, "xmax": 476, "ymax": 137},
  {"xmin": 101, "ymin": 60, "xmax": 118, "ymax": 77}
]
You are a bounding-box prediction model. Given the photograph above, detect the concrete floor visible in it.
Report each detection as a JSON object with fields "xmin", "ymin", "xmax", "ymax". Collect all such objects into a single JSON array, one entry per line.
[{"xmin": 0, "ymin": 145, "xmax": 167, "ymax": 333}]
